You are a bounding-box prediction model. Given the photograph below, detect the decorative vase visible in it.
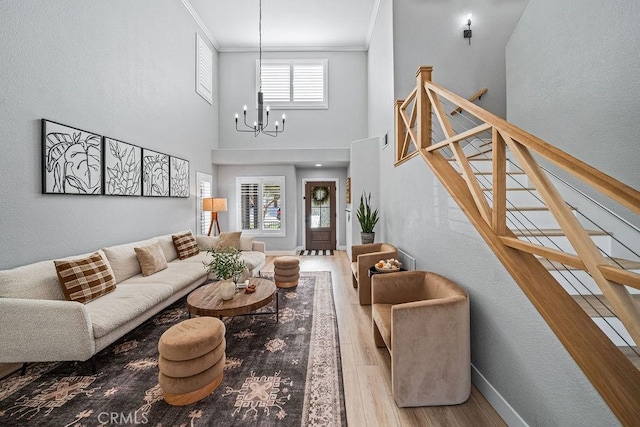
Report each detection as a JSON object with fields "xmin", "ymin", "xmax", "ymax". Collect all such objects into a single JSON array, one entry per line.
[
  {"xmin": 361, "ymin": 232, "xmax": 375, "ymax": 244},
  {"xmin": 219, "ymin": 279, "xmax": 236, "ymax": 300}
]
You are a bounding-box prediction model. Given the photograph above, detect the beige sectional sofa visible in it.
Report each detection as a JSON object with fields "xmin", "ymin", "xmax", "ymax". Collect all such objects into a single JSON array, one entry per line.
[{"xmin": 0, "ymin": 232, "xmax": 265, "ymax": 366}]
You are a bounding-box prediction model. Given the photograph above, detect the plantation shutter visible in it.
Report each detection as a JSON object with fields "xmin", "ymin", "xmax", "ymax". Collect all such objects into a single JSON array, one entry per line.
[
  {"xmin": 261, "ymin": 64, "xmax": 291, "ymax": 103},
  {"xmin": 293, "ymin": 63, "xmax": 324, "ymax": 103},
  {"xmin": 199, "ymin": 180, "xmax": 211, "ymax": 234},
  {"xmin": 240, "ymin": 183, "xmax": 259, "ymax": 230}
]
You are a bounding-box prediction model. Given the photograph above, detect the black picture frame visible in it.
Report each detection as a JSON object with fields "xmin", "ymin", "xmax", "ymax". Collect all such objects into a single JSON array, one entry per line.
[
  {"xmin": 169, "ymin": 156, "xmax": 190, "ymax": 198},
  {"xmin": 103, "ymin": 137, "xmax": 142, "ymax": 196},
  {"xmin": 142, "ymin": 148, "xmax": 170, "ymax": 197},
  {"xmin": 41, "ymin": 119, "xmax": 103, "ymax": 195}
]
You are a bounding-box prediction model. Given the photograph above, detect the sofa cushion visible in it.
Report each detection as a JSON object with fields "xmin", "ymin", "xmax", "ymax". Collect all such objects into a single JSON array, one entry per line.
[
  {"xmin": 123, "ymin": 263, "xmax": 207, "ymax": 293},
  {"xmin": 135, "ymin": 241, "xmax": 168, "ymax": 276},
  {"xmin": 215, "ymin": 231, "xmax": 241, "ymax": 251},
  {"xmin": 85, "ymin": 282, "xmax": 173, "ymax": 339},
  {"xmin": 239, "ymin": 236, "xmax": 254, "ymax": 251},
  {"xmin": 156, "ymin": 234, "xmax": 179, "ymax": 262},
  {"xmin": 195, "ymin": 235, "xmax": 218, "ymax": 251},
  {"xmin": 172, "ymin": 231, "xmax": 199, "ymax": 260},
  {"xmin": 103, "ymin": 238, "xmax": 155, "ymax": 283},
  {"xmin": 0, "ymin": 249, "xmax": 114, "ymax": 301},
  {"xmin": 54, "ymin": 252, "xmax": 116, "ymax": 304}
]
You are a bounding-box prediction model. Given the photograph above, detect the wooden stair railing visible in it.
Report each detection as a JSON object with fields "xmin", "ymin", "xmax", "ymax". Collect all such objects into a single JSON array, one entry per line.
[
  {"xmin": 450, "ymin": 87, "xmax": 487, "ymax": 116},
  {"xmin": 395, "ymin": 66, "xmax": 640, "ymax": 425}
]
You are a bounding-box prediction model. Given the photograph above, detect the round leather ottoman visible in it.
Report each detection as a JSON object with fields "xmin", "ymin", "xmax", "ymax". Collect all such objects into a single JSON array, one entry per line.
[
  {"xmin": 158, "ymin": 317, "xmax": 225, "ymax": 405},
  {"xmin": 274, "ymin": 256, "xmax": 300, "ymax": 288}
]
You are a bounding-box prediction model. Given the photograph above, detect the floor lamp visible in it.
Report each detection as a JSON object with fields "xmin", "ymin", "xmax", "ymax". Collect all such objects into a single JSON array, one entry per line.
[{"xmin": 202, "ymin": 198, "xmax": 227, "ymax": 236}]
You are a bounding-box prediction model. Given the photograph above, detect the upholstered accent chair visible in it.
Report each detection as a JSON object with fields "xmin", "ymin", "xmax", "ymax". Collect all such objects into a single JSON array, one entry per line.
[
  {"xmin": 351, "ymin": 243, "xmax": 398, "ymax": 305},
  {"xmin": 371, "ymin": 270, "xmax": 470, "ymax": 407}
]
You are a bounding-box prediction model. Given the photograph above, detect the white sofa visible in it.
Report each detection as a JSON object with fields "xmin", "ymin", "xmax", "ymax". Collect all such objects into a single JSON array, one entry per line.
[{"xmin": 0, "ymin": 232, "xmax": 265, "ymax": 366}]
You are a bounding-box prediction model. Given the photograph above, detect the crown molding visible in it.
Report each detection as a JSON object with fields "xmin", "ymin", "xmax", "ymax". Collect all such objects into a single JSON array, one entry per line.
[
  {"xmin": 218, "ymin": 45, "xmax": 367, "ymax": 53},
  {"xmin": 365, "ymin": 0, "xmax": 382, "ymax": 50},
  {"xmin": 181, "ymin": 0, "xmax": 219, "ymax": 51}
]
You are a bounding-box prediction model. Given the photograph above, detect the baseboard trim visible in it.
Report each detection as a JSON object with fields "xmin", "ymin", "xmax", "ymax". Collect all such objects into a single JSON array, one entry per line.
[{"xmin": 472, "ymin": 364, "xmax": 528, "ymax": 427}]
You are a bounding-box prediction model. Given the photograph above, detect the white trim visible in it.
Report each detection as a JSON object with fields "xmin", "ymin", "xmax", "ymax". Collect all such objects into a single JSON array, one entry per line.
[
  {"xmin": 218, "ymin": 45, "xmax": 367, "ymax": 53},
  {"xmin": 365, "ymin": 0, "xmax": 382, "ymax": 50},
  {"xmin": 236, "ymin": 176, "xmax": 286, "ymax": 237},
  {"xmin": 180, "ymin": 0, "xmax": 219, "ymax": 50},
  {"xmin": 471, "ymin": 364, "xmax": 529, "ymax": 427},
  {"xmin": 301, "ymin": 178, "xmax": 340, "ymax": 251}
]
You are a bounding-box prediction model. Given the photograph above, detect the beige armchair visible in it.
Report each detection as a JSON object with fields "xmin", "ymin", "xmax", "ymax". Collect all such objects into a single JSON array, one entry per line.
[
  {"xmin": 351, "ymin": 243, "xmax": 397, "ymax": 305},
  {"xmin": 371, "ymin": 270, "xmax": 470, "ymax": 407}
]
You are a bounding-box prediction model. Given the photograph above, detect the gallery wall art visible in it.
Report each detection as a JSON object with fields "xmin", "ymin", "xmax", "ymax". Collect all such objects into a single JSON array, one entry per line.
[
  {"xmin": 42, "ymin": 119, "xmax": 103, "ymax": 195},
  {"xmin": 170, "ymin": 156, "xmax": 190, "ymax": 198},
  {"xmin": 142, "ymin": 149, "xmax": 170, "ymax": 197},
  {"xmin": 103, "ymin": 137, "xmax": 142, "ymax": 196}
]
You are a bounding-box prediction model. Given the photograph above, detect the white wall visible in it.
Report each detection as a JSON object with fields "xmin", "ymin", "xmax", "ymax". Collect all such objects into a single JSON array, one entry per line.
[
  {"xmin": 0, "ymin": 0, "xmax": 218, "ymax": 269},
  {"xmin": 507, "ymin": 0, "xmax": 640, "ymax": 219},
  {"xmin": 393, "ymin": 0, "xmax": 529, "ymax": 118},
  {"xmin": 217, "ymin": 51, "xmax": 368, "ymax": 148},
  {"xmin": 350, "ymin": 137, "xmax": 381, "ymax": 248}
]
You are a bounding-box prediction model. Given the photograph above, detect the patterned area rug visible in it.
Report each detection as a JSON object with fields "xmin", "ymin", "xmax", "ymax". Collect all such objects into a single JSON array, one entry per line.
[
  {"xmin": 298, "ymin": 250, "xmax": 334, "ymax": 256},
  {"xmin": 0, "ymin": 271, "xmax": 346, "ymax": 427}
]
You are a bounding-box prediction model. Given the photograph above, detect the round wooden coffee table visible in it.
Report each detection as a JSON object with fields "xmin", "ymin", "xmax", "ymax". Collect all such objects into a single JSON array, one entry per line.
[{"xmin": 187, "ymin": 277, "xmax": 278, "ymax": 321}]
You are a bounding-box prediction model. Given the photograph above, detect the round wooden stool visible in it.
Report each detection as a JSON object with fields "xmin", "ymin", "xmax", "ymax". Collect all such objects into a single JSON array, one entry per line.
[
  {"xmin": 158, "ymin": 317, "xmax": 225, "ymax": 405},
  {"xmin": 274, "ymin": 256, "xmax": 300, "ymax": 288}
]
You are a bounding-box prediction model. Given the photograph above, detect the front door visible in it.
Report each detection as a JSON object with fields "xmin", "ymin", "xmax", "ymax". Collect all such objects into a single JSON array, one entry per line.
[{"xmin": 305, "ymin": 181, "xmax": 336, "ymax": 250}]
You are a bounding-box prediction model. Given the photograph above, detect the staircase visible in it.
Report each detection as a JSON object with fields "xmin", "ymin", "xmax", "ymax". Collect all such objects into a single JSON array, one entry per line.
[
  {"xmin": 394, "ymin": 66, "xmax": 640, "ymax": 424},
  {"xmin": 459, "ymin": 140, "xmax": 640, "ymax": 369}
]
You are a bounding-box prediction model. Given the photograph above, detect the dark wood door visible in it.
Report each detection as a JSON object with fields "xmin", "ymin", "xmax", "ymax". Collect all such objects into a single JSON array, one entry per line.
[{"xmin": 305, "ymin": 181, "xmax": 336, "ymax": 250}]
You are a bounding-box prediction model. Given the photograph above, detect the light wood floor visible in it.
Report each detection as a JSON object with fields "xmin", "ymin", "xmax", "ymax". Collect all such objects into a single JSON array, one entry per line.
[{"xmin": 264, "ymin": 251, "xmax": 506, "ymax": 427}]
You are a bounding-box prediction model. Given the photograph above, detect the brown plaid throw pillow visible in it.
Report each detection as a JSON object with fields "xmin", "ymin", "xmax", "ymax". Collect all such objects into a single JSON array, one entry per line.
[
  {"xmin": 172, "ymin": 231, "xmax": 199, "ymax": 260},
  {"xmin": 54, "ymin": 252, "xmax": 116, "ymax": 303}
]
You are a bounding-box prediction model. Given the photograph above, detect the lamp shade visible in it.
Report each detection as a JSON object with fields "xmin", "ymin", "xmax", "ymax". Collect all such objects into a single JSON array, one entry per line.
[{"xmin": 202, "ymin": 197, "xmax": 227, "ymax": 212}]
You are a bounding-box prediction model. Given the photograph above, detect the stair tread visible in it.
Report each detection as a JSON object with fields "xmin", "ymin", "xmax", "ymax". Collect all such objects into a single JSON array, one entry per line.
[
  {"xmin": 541, "ymin": 257, "xmax": 640, "ymax": 271},
  {"xmin": 513, "ymin": 228, "xmax": 608, "ymax": 236},
  {"xmin": 507, "ymin": 206, "xmax": 549, "ymax": 211},
  {"xmin": 619, "ymin": 346, "xmax": 640, "ymax": 370},
  {"xmin": 482, "ymin": 187, "xmax": 536, "ymax": 191},
  {"xmin": 572, "ymin": 295, "xmax": 640, "ymax": 317}
]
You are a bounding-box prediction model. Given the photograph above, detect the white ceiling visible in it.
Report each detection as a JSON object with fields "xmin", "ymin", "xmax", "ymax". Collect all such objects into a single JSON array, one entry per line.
[{"xmin": 188, "ymin": 0, "xmax": 379, "ymax": 51}]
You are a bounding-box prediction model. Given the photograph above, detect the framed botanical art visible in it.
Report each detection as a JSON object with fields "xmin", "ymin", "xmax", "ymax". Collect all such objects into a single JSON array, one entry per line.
[
  {"xmin": 41, "ymin": 119, "xmax": 103, "ymax": 195},
  {"xmin": 170, "ymin": 156, "xmax": 190, "ymax": 198},
  {"xmin": 142, "ymin": 149, "xmax": 169, "ymax": 197},
  {"xmin": 103, "ymin": 137, "xmax": 142, "ymax": 196}
]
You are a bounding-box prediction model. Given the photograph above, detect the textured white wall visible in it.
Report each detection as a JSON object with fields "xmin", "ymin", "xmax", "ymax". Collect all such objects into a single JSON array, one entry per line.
[
  {"xmin": 393, "ymin": 0, "xmax": 529, "ymax": 118},
  {"xmin": 507, "ymin": 0, "xmax": 640, "ymax": 212},
  {"xmin": 217, "ymin": 51, "xmax": 368, "ymax": 149},
  {"xmin": 0, "ymin": 0, "xmax": 218, "ymax": 269}
]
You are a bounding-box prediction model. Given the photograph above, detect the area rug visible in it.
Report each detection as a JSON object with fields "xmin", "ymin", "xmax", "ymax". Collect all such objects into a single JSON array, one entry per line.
[
  {"xmin": 298, "ymin": 250, "xmax": 334, "ymax": 256},
  {"xmin": 0, "ymin": 271, "xmax": 346, "ymax": 427}
]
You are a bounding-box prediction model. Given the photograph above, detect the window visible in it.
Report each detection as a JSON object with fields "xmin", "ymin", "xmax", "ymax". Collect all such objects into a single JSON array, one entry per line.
[
  {"xmin": 257, "ymin": 59, "xmax": 328, "ymax": 109},
  {"xmin": 196, "ymin": 172, "xmax": 212, "ymax": 235},
  {"xmin": 237, "ymin": 176, "xmax": 285, "ymax": 236}
]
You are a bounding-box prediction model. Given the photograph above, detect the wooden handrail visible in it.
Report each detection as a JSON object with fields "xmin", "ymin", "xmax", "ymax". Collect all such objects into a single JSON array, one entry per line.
[
  {"xmin": 450, "ymin": 87, "xmax": 487, "ymax": 115},
  {"xmin": 395, "ymin": 66, "xmax": 640, "ymax": 424}
]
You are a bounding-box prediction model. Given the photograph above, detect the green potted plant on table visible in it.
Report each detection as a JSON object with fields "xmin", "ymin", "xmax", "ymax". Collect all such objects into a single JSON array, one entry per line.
[
  {"xmin": 356, "ymin": 191, "xmax": 379, "ymax": 244},
  {"xmin": 203, "ymin": 247, "xmax": 246, "ymax": 300}
]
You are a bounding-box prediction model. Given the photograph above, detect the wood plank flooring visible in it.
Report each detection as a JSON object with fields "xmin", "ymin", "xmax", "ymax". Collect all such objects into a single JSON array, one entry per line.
[{"xmin": 264, "ymin": 251, "xmax": 506, "ymax": 427}]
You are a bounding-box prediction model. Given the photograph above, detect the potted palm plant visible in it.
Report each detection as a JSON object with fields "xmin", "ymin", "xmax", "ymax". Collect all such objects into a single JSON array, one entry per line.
[
  {"xmin": 203, "ymin": 247, "xmax": 246, "ymax": 300},
  {"xmin": 356, "ymin": 191, "xmax": 379, "ymax": 244}
]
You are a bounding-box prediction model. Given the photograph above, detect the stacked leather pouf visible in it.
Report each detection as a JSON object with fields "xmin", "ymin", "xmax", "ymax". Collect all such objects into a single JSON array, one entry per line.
[
  {"xmin": 273, "ymin": 256, "xmax": 300, "ymax": 288},
  {"xmin": 157, "ymin": 317, "xmax": 226, "ymax": 405}
]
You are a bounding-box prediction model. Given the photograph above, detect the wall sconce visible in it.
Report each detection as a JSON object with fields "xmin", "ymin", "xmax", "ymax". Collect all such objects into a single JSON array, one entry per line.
[{"xmin": 463, "ymin": 13, "xmax": 472, "ymax": 45}]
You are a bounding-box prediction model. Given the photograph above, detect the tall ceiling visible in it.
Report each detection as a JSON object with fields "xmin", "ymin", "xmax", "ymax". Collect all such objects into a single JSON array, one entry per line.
[{"xmin": 188, "ymin": 0, "xmax": 379, "ymax": 51}]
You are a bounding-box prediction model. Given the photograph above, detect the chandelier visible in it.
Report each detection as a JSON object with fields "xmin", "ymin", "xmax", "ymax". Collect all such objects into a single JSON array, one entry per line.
[{"xmin": 235, "ymin": 0, "xmax": 286, "ymax": 137}]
